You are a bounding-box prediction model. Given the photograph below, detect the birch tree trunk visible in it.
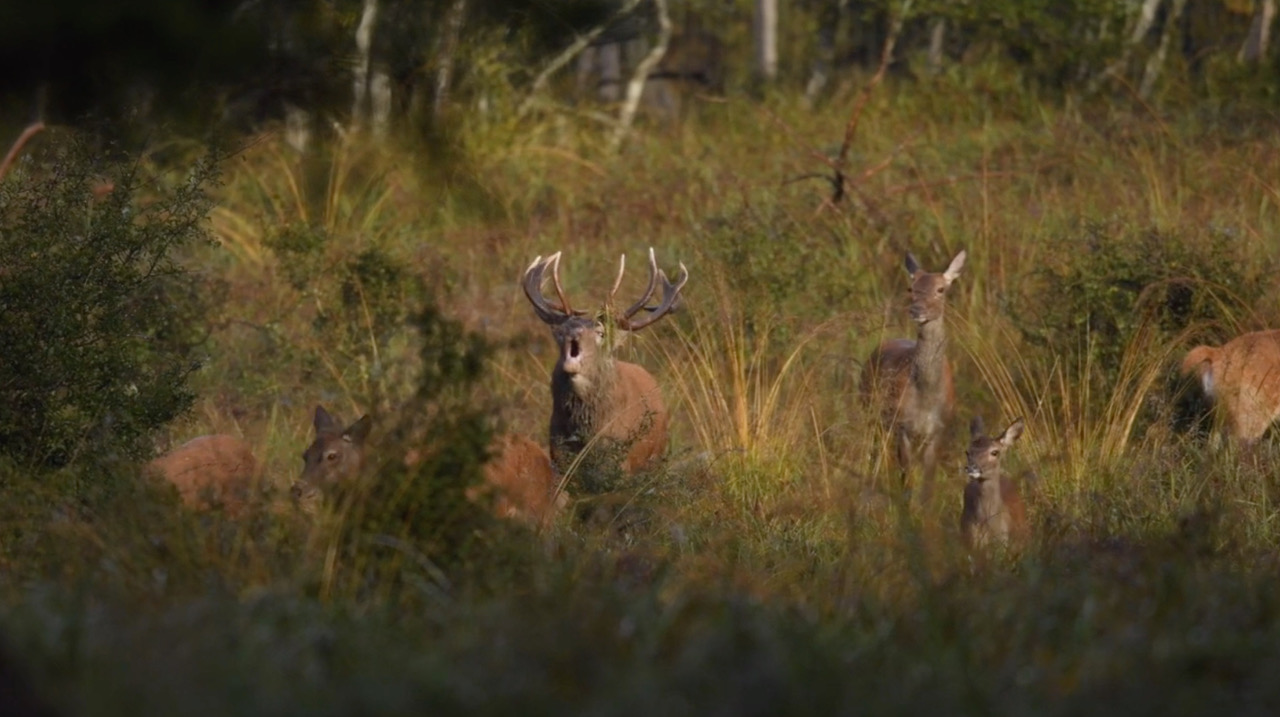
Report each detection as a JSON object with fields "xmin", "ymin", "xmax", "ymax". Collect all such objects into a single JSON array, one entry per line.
[
  {"xmin": 1239, "ymin": 0, "xmax": 1278, "ymax": 64},
  {"xmin": 609, "ymin": 0, "xmax": 671, "ymax": 152},
  {"xmin": 433, "ymin": 0, "xmax": 468, "ymax": 121},
  {"xmin": 805, "ymin": 0, "xmax": 846, "ymax": 103},
  {"xmin": 927, "ymin": 17, "xmax": 946, "ymax": 75},
  {"xmin": 1139, "ymin": 0, "xmax": 1188, "ymax": 99},
  {"xmin": 352, "ymin": 0, "xmax": 379, "ymax": 131},
  {"xmin": 755, "ymin": 0, "xmax": 778, "ymax": 82}
]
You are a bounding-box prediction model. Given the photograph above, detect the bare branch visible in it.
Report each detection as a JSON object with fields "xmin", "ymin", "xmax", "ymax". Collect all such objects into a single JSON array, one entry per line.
[
  {"xmin": 0, "ymin": 122, "xmax": 45, "ymax": 182},
  {"xmin": 608, "ymin": 0, "xmax": 672, "ymax": 153},
  {"xmin": 518, "ymin": 0, "xmax": 646, "ymax": 119}
]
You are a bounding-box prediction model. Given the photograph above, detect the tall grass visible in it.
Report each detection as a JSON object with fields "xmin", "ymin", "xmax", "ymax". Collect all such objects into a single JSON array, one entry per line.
[{"xmin": 9, "ymin": 68, "xmax": 1280, "ymax": 713}]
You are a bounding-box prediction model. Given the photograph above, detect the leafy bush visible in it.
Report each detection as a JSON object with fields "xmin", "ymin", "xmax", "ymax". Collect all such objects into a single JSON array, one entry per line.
[
  {"xmin": 1011, "ymin": 220, "xmax": 1259, "ymax": 394},
  {"xmin": 0, "ymin": 133, "xmax": 217, "ymax": 468}
]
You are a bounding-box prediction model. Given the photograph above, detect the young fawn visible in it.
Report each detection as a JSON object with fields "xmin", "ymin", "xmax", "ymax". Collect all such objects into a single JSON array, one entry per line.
[
  {"xmin": 147, "ymin": 434, "xmax": 259, "ymax": 515},
  {"xmin": 861, "ymin": 250, "xmax": 966, "ymax": 500},
  {"xmin": 1181, "ymin": 329, "xmax": 1280, "ymax": 449},
  {"xmin": 523, "ymin": 247, "xmax": 688, "ymax": 476},
  {"xmin": 961, "ymin": 416, "xmax": 1029, "ymax": 549},
  {"xmin": 292, "ymin": 405, "xmax": 564, "ymax": 525}
]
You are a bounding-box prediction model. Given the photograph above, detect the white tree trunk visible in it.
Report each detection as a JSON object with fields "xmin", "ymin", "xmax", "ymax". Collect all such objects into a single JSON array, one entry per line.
[
  {"xmin": 1139, "ymin": 0, "xmax": 1187, "ymax": 99},
  {"xmin": 352, "ymin": 0, "xmax": 379, "ymax": 130},
  {"xmin": 609, "ymin": 0, "xmax": 672, "ymax": 152},
  {"xmin": 754, "ymin": 0, "xmax": 777, "ymax": 82},
  {"xmin": 927, "ymin": 17, "xmax": 946, "ymax": 75},
  {"xmin": 433, "ymin": 0, "xmax": 468, "ymax": 120},
  {"xmin": 1239, "ymin": 0, "xmax": 1278, "ymax": 64}
]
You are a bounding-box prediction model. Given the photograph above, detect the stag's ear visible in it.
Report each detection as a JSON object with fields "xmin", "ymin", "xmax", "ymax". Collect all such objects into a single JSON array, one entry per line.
[
  {"xmin": 904, "ymin": 252, "xmax": 922, "ymax": 277},
  {"xmin": 345, "ymin": 415, "xmax": 373, "ymax": 445},
  {"xmin": 314, "ymin": 405, "xmax": 339, "ymax": 433},
  {"xmin": 943, "ymin": 250, "xmax": 967, "ymax": 283},
  {"xmin": 998, "ymin": 417, "xmax": 1025, "ymax": 447},
  {"xmin": 969, "ymin": 416, "xmax": 985, "ymax": 440}
]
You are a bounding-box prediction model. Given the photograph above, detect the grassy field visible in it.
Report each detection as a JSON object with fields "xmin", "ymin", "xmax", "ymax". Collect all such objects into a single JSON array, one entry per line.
[{"xmin": 5, "ymin": 67, "xmax": 1280, "ymax": 715}]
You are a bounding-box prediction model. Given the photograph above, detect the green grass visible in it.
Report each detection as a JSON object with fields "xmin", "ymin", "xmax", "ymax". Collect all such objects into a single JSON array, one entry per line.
[{"xmin": 6, "ymin": 67, "xmax": 1280, "ymax": 715}]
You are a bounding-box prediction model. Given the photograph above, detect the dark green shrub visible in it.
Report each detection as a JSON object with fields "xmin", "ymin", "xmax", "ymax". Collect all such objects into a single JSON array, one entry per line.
[
  {"xmin": 1011, "ymin": 220, "xmax": 1260, "ymax": 392},
  {"xmin": 0, "ymin": 133, "xmax": 217, "ymax": 468}
]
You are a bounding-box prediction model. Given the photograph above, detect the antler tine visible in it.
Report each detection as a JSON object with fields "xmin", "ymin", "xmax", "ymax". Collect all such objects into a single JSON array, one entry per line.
[
  {"xmin": 609, "ymin": 253, "xmax": 627, "ymax": 304},
  {"xmin": 619, "ymin": 247, "xmax": 661, "ymax": 321},
  {"xmin": 617, "ymin": 258, "xmax": 689, "ymax": 332},
  {"xmin": 549, "ymin": 252, "xmax": 580, "ymax": 316},
  {"xmin": 522, "ymin": 251, "xmax": 573, "ymax": 325}
]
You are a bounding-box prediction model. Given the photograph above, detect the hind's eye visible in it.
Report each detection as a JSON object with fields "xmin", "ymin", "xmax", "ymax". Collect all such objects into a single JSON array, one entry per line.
[
  {"xmin": 325, "ymin": 450, "xmax": 339, "ymax": 462},
  {"xmin": 991, "ymin": 449, "xmax": 1000, "ymax": 457},
  {"xmin": 936, "ymin": 287, "xmax": 945, "ymax": 294}
]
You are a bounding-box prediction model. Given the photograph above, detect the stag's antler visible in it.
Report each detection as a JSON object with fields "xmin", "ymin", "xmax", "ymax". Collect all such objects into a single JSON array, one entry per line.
[
  {"xmin": 613, "ymin": 247, "xmax": 688, "ymax": 332},
  {"xmin": 522, "ymin": 252, "xmax": 588, "ymax": 324}
]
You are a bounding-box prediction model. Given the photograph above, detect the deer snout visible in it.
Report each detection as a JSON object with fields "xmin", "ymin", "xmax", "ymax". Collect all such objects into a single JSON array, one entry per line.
[{"xmin": 561, "ymin": 337, "xmax": 589, "ymax": 374}]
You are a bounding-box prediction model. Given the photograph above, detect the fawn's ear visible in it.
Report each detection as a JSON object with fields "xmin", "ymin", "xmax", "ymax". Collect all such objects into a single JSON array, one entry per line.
[
  {"xmin": 998, "ymin": 417, "xmax": 1025, "ymax": 447},
  {"xmin": 314, "ymin": 405, "xmax": 339, "ymax": 433},
  {"xmin": 904, "ymin": 252, "xmax": 922, "ymax": 277},
  {"xmin": 345, "ymin": 415, "xmax": 373, "ymax": 445},
  {"xmin": 943, "ymin": 250, "xmax": 967, "ymax": 283},
  {"xmin": 969, "ymin": 416, "xmax": 985, "ymax": 440}
]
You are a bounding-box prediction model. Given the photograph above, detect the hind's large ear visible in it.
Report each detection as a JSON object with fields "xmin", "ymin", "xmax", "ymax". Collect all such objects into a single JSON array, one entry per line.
[
  {"xmin": 969, "ymin": 416, "xmax": 985, "ymax": 440},
  {"xmin": 904, "ymin": 252, "xmax": 922, "ymax": 277},
  {"xmin": 345, "ymin": 415, "xmax": 373, "ymax": 444},
  {"xmin": 943, "ymin": 250, "xmax": 967, "ymax": 283},
  {"xmin": 998, "ymin": 417, "xmax": 1025, "ymax": 447},
  {"xmin": 314, "ymin": 405, "xmax": 339, "ymax": 433}
]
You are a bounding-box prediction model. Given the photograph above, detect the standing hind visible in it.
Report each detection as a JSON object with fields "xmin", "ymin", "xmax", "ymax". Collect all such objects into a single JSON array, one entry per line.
[{"xmin": 861, "ymin": 250, "xmax": 965, "ymax": 501}]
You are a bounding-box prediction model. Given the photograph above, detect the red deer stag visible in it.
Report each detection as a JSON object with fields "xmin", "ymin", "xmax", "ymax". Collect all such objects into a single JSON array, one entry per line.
[
  {"xmin": 961, "ymin": 416, "xmax": 1029, "ymax": 549},
  {"xmin": 861, "ymin": 250, "xmax": 966, "ymax": 501},
  {"xmin": 147, "ymin": 434, "xmax": 259, "ymax": 515},
  {"xmin": 522, "ymin": 247, "xmax": 688, "ymax": 476},
  {"xmin": 292, "ymin": 405, "xmax": 563, "ymax": 525},
  {"xmin": 1181, "ymin": 329, "xmax": 1280, "ymax": 449}
]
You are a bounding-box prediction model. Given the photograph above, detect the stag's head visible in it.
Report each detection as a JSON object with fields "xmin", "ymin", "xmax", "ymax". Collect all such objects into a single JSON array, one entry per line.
[
  {"xmin": 965, "ymin": 416, "xmax": 1024, "ymax": 481},
  {"xmin": 523, "ymin": 248, "xmax": 688, "ymax": 390},
  {"xmin": 905, "ymin": 250, "xmax": 966, "ymax": 325}
]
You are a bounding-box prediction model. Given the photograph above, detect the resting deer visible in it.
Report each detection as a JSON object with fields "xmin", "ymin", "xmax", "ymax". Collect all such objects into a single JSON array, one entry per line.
[
  {"xmin": 1181, "ymin": 329, "xmax": 1280, "ymax": 448},
  {"xmin": 522, "ymin": 247, "xmax": 688, "ymax": 476},
  {"xmin": 147, "ymin": 434, "xmax": 259, "ymax": 515},
  {"xmin": 292, "ymin": 405, "xmax": 564, "ymax": 525},
  {"xmin": 961, "ymin": 416, "xmax": 1028, "ymax": 549},
  {"xmin": 860, "ymin": 250, "xmax": 966, "ymax": 500}
]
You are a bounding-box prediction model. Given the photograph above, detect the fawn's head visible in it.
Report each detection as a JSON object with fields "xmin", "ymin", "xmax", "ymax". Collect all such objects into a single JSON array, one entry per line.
[
  {"xmin": 905, "ymin": 250, "xmax": 966, "ymax": 324},
  {"xmin": 965, "ymin": 416, "xmax": 1024, "ymax": 481},
  {"xmin": 295, "ymin": 405, "xmax": 372, "ymax": 503},
  {"xmin": 523, "ymin": 248, "xmax": 688, "ymax": 390}
]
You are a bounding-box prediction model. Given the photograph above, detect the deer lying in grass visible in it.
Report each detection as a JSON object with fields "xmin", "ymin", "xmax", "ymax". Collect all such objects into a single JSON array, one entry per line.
[
  {"xmin": 522, "ymin": 247, "xmax": 688, "ymax": 476},
  {"xmin": 961, "ymin": 416, "xmax": 1028, "ymax": 549},
  {"xmin": 147, "ymin": 434, "xmax": 259, "ymax": 515},
  {"xmin": 1181, "ymin": 330, "xmax": 1280, "ymax": 448},
  {"xmin": 292, "ymin": 405, "xmax": 564, "ymax": 525},
  {"xmin": 860, "ymin": 250, "xmax": 966, "ymax": 500}
]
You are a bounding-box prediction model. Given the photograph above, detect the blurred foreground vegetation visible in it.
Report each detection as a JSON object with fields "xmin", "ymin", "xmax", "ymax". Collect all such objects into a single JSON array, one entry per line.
[{"xmin": 7, "ymin": 9, "xmax": 1280, "ymax": 713}]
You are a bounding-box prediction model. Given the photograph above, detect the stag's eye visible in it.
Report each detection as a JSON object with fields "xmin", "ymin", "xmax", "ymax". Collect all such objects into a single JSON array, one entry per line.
[
  {"xmin": 936, "ymin": 287, "xmax": 945, "ymax": 295},
  {"xmin": 325, "ymin": 450, "xmax": 339, "ymax": 462},
  {"xmin": 990, "ymin": 449, "xmax": 1000, "ymax": 458}
]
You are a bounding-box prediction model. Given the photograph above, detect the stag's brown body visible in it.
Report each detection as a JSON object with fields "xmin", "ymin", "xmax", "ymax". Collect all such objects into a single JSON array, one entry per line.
[
  {"xmin": 147, "ymin": 434, "xmax": 258, "ymax": 514},
  {"xmin": 960, "ymin": 417, "xmax": 1028, "ymax": 549},
  {"xmin": 1182, "ymin": 329, "xmax": 1280, "ymax": 446},
  {"xmin": 861, "ymin": 250, "xmax": 966, "ymax": 498},
  {"xmin": 523, "ymin": 248, "xmax": 687, "ymax": 476}
]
